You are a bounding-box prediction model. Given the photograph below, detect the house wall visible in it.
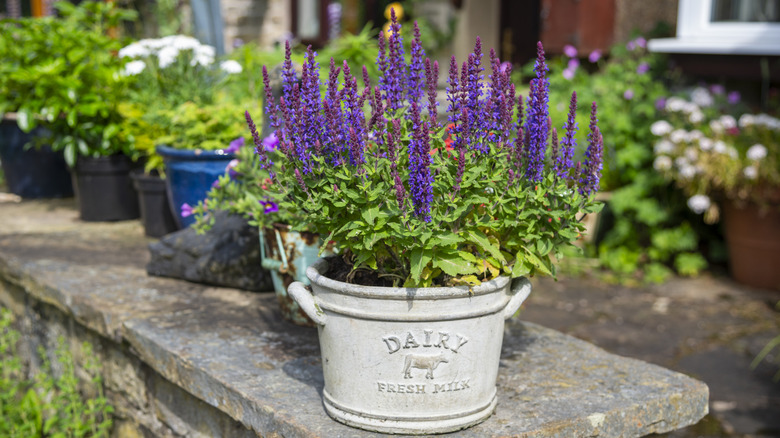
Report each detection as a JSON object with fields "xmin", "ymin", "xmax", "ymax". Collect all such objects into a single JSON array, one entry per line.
[{"xmin": 222, "ymin": 0, "xmax": 291, "ymax": 52}]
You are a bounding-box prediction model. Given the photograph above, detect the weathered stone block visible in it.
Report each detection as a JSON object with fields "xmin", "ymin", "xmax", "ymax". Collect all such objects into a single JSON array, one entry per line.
[{"xmin": 147, "ymin": 212, "xmax": 273, "ymax": 292}]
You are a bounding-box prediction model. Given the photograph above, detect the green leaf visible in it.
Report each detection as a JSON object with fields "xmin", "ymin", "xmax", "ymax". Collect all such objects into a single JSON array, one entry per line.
[
  {"xmin": 433, "ymin": 251, "xmax": 479, "ymax": 277},
  {"xmin": 464, "ymin": 229, "xmax": 505, "ymax": 262},
  {"xmin": 361, "ymin": 205, "xmax": 379, "ymax": 227},
  {"xmin": 16, "ymin": 108, "xmax": 33, "ymax": 131},
  {"xmin": 410, "ymin": 248, "xmax": 433, "ymax": 282},
  {"xmin": 522, "ymin": 246, "xmax": 553, "ymax": 276}
]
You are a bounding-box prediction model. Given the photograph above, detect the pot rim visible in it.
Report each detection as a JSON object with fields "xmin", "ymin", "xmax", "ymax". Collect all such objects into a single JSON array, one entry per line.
[
  {"xmin": 155, "ymin": 144, "xmax": 236, "ymax": 161},
  {"xmin": 306, "ymin": 258, "xmax": 511, "ymax": 301}
]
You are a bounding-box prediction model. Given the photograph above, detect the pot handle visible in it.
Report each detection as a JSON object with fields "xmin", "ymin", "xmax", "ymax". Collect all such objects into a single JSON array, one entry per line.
[
  {"xmin": 288, "ymin": 282, "xmax": 327, "ymax": 326},
  {"xmin": 503, "ymin": 277, "xmax": 532, "ymax": 320}
]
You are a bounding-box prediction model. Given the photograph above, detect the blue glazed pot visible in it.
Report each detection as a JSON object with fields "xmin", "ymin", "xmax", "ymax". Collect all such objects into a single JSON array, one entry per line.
[
  {"xmin": 156, "ymin": 145, "xmax": 235, "ymax": 228},
  {"xmin": 0, "ymin": 117, "xmax": 73, "ymax": 198}
]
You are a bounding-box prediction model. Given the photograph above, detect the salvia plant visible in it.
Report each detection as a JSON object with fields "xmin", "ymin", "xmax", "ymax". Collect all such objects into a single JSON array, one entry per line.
[{"xmin": 252, "ymin": 12, "xmax": 604, "ymax": 287}]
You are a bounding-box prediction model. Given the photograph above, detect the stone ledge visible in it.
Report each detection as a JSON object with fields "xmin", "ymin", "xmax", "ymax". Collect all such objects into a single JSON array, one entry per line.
[{"xmin": 0, "ymin": 201, "xmax": 709, "ymax": 437}]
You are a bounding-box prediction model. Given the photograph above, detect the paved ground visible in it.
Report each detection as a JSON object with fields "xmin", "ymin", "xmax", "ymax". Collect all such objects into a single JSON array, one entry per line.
[{"xmin": 1, "ymin": 196, "xmax": 779, "ymax": 437}]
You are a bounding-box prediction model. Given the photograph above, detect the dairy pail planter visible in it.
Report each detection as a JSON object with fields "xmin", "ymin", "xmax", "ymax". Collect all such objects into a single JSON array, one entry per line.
[{"xmin": 288, "ymin": 258, "xmax": 532, "ymax": 434}]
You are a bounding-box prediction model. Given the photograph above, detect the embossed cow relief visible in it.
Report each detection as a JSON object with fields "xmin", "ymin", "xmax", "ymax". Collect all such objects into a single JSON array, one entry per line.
[
  {"xmin": 403, "ymin": 352, "xmax": 448, "ymax": 379},
  {"xmin": 376, "ymin": 329, "xmax": 471, "ymax": 394}
]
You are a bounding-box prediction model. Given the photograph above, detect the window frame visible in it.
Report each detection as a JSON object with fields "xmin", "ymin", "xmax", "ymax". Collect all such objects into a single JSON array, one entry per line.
[{"xmin": 648, "ymin": 0, "xmax": 780, "ymax": 55}]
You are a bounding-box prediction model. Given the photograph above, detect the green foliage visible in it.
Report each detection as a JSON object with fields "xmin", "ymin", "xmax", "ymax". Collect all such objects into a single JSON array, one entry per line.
[
  {"xmin": 528, "ymin": 37, "xmax": 713, "ymax": 283},
  {"xmin": 121, "ymin": 99, "xmax": 257, "ymax": 174},
  {"xmin": 192, "ymin": 135, "xmax": 305, "ymax": 231},
  {"xmin": 0, "ymin": 309, "xmax": 113, "ymax": 437},
  {"xmin": 273, "ymin": 118, "xmax": 602, "ymax": 288},
  {"xmin": 0, "ymin": 1, "xmax": 138, "ymax": 167}
]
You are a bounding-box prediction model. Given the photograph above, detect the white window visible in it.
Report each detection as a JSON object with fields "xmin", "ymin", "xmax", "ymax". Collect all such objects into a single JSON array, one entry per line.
[{"xmin": 648, "ymin": 0, "xmax": 780, "ymax": 55}]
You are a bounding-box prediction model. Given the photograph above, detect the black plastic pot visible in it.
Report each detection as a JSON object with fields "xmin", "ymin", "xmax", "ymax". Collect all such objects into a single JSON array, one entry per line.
[
  {"xmin": 0, "ymin": 117, "xmax": 73, "ymax": 198},
  {"xmin": 71, "ymin": 155, "xmax": 140, "ymax": 222},
  {"xmin": 131, "ymin": 170, "xmax": 179, "ymax": 237}
]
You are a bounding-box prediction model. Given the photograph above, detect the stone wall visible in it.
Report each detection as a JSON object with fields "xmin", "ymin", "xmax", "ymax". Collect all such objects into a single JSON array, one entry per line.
[
  {"xmin": 221, "ymin": 0, "xmax": 290, "ymax": 52},
  {"xmin": 0, "ymin": 277, "xmax": 255, "ymax": 438}
]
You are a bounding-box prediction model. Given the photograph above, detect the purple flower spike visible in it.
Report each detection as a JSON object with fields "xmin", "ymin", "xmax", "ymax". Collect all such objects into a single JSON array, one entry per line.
[
  {"xmin": 180, "ymin": 203, "xmax": 193, "ymax": 218},
  {"xmin": 580, "ymin": 103, "xmax": 602, "ymax": 196},
  {"xmin": 466, "ymin": 38, "xmax": 486, "ymax": 152},
  {"xmin": 524, "ymin": 42, "xmax": 550, "ymax": 182},
  {"xmin": 246, "ymin": 110, "xmax": 272, "ymax": 169},
  {"xmin": 408, "ymin": 102, "xmax": 433, "ymax": 222},
  {"xmin": 384, "ymin": 8, "xmax": 405, "ymax": 112},
  {"xmin": 446, "ymin": 55, "xmax": 460, "ymax": 127},
  {"xmin": 388, "ymin": 120, "xmax": 406, "ymax": 210},
  {"xmin": 407, "ymin": 21, "xmax": 426, "ymax": 104},
  {"xmin": 425, "ymin": 58, "xmax": 439, "ymax": 125},
  {"xmin": 262, "ymin": 66, "xmax": 279, "ymax": 130},
  {"xmin": 556, "ymin": 91, "xmax": 577, "ymax": 179}
]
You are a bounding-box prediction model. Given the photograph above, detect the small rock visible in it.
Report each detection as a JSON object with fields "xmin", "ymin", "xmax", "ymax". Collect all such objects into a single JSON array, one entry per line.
[{"xmin": 146, "ymin": 212, "xmax": 272, "ymax": 291}]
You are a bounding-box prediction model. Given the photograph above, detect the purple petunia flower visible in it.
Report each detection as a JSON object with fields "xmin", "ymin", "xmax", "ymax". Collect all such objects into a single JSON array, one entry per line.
[
  {"xmin": 563, "ymin": 44, "xmax": 578, "ymax": 58},
  {"xmin": 227, "ymin": 159, "xmax": 240, "ymax": 179},
  {"xmin": 710, "ymin": 84, "xmax": 725, "ymax": 95},
  {"xmin": 636, "ymin": 62, "xmax": 649, "ymax": 75},
  {"xmin": 728, "ymin": 91, "xmax": 741, "ymax": 104},
  {"xmin": 180, "ymin": 203, "xmax": 193, "ymax": 218},
  {"xmin": 562, "ymin": 67, "xmax": 575, "ymax": 80},
  {"xmin": 225, "ymin": 137, "xmax": 244, "ymax": 154},
  {"xmin": 655, "ymin": 97, "xmax": 667, "ymax": 111},
  {"xmin": 623, "ymin": 89, "xmax": 634, "ymax": 100},
  {"xmin": 259, "ymin": 199, "xmax": 279, "ymax": 214},
  {"xmin": 626, "ymin": 40, "xmax": 636, "ymax": 51},
  {"xmin": 635, "ymin": 37, "xmax": 646, "ymax": 48},
  {"xmin": 261, "ymin": 132, "xmax": 279, "ymax": 151},
  {"xmin": 568, "ymin": 58, "xmax": 580, "ymax": 70},
  {"xmin": 588, "ymin": 49, "xmax": 602, "ymax": 63}
]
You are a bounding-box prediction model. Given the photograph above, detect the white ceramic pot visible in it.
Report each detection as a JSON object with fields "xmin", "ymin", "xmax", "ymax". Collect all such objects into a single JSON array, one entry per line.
[{"xmin": 288, "ymin": 258, "xmax": 532, "ymax": 434}]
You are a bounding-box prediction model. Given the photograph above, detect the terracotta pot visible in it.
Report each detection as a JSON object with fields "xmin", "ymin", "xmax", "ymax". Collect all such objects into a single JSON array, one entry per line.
[
  {"xmin": 288, "ymin": 259, "xmax": 532, "ymax": 434},
  {"xmin": 722, "ymin": 199, "xmax": 780, "ymax": 291}
]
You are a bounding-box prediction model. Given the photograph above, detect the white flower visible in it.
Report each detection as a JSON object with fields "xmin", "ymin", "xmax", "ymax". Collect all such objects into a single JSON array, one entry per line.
[
  {"xmin": 118, "ymin": 42, "xmax": 150, "ymax": 59},
  {"xmin": 689, "ymin": 111, "xmax": 704, "ymax": 123},
  {"xmin": 157, "ymin": 46, "xmax": 179, "ymax": 68},
  {"xmin": 654, "ymin": 140, "xmax": 675, "ymax": 154},
  {"xmin": 650, "ymin": 120, "xmax": 673, "ymax": 136},
  {"xmin": 713, "ymin": 140, "xmax": 727, "ymax": 154},
  {"xmin": 687, "ymin": 194, "xmax": 711, "ymax": 214},
  {"xmin": 739, "ymin": 114, "xmax": 755, "ymax": 128},
  {"xmin": 653, "ymin": 156, "xmax": 672, "ymax": 171},
  {"xmin": 743, "ymin": 166, "xmax": 758, "ymax": 180},
  {"xmin": 709, "ymin": 120, "xmax": 724, "ymax": 134},
  {"xmin": 691, "ymin": 87, "xmax": 714, "ymax": 107},
  {"xmin": 665, "ymin": 97, "xmax": 687, "ymax": 112},
  {"xmin": 220, "ymin": 60, "xmax": 243, "ymax": 74},
  {"xmin": 719, "ymin": 115, "xmax": 737, "ymax": 129},
  {"xmin": 746, "ymin": 144, "xmax": 767, "ymax": 161},
  {"xmin": 699, "ymin": 138, "xmax": 714, "ymax": 151},
  {"xmin": 682, "ymin": 102, "xmax": 700, "ymax": 114},
  {"xmin": 122, "ymin": 60, "xmax": 146, "ymax": 76},
  {"xmin": 679, "ymin": 165, "xmax": 697, "ymax": 179},
  {"xmin": 192, "ymin": 45, "xmax": 216, "ymax": 67},
  {"xmin": 167, "ymin": 35, "xmax": 202, "ymax": 51},
  {"xmin": 138, "ymin": 37, "xmax": 167, "ymax": 51},
  {"xmin": 675, "ymin": 156, "xmax": 690, "ymax": 168},
  {"xmin": 688, "ymin": 130, "xmax": 704, "ymax": 141},
  {"xmin": 726, "ymin": 147, "xmax": 738, "ymax": 158},
  {"xmin": 685, "ymin": 147, "xmax": 699, "ymax": 162},
  {"xmin": 670, "ymin": 129, "xmax": 688, "ymax": 143}
]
